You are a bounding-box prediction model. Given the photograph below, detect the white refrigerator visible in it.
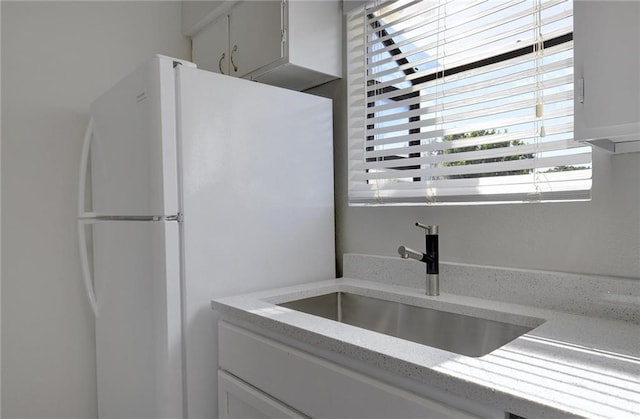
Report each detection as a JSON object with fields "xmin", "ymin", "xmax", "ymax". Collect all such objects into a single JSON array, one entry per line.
[{"xmin": 77, "ymin": 55, "xmax": 336, "ymax": 419}]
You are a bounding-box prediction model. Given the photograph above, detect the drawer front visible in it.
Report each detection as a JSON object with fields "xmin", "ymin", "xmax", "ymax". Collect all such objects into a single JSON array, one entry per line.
[
  {"xmin": 218, "ymin": 322, "xmax": 480, "ymax": 419},
  {"xmin": 218, "ymin": 370, "xmax": 308, "ymax": 419}
]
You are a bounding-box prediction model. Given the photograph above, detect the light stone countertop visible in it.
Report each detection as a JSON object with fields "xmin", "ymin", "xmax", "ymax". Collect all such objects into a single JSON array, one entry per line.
[{"xmin": 212, "ymin": 277, "xmax": 640, "ymax": 419}]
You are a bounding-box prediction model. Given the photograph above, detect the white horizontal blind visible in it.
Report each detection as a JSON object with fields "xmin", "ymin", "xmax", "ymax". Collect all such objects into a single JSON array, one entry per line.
[{"xmin": 347, "ymin": 0, "xmax": 591, "ymax": 205}]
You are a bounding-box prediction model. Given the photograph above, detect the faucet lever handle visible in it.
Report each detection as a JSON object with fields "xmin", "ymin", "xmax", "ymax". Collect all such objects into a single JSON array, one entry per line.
[{"xmin": 415, "ymin": 222, "xmax": 438, "ymax": 234}]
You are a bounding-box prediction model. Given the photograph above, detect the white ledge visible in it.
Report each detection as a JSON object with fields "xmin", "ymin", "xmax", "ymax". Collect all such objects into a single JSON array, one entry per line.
[{"xmin": 585, "ymin": 137, "xmax": 640, "ymax": 153}]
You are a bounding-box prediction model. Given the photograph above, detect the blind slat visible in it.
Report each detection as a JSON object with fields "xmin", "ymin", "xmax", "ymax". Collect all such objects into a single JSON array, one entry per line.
[
  {"xmin": 361, "ymin": 140, "xmax": 586, "ymax": 172},
  {"xmin": 367, "ymin": 73, "xmax": 573, "ymax": 128},
  {"xmin": 363, "ymin": 123, "xmax": 574, "ymax": 158},
  {"xmin": 364, "ymin": 105, "xmax": 574, "ymax": 149},
  {"xmin": 366, "ymin": 48, "xmax": 572, "ymax": 99},
  {"xmin": 367, "ymin": 4, "xmax": 571, "ymax": 70},
  {"xmin": 366, "ymin": 100, "xmax": 573, "ymax": 138},
  {"xmin": 352, "ymin": 151, "xmax": 591, "ymax": 181},
  {"xmin": 351, "ymin": 169, "xmax": 592, "ymax": 192}
]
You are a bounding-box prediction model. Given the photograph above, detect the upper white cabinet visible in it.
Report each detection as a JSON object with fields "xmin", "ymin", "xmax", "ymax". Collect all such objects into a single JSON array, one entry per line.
[
  {"xmin": 191, "ymin": 2, "xmax": 281, "ymax": 78},
  {"xmin": 228, "ymin": 1, "xmax": 283, "ymax": 79},
  {"xmin": 191, "ymin": 14, "xmax": 229, "ymax": 75},
  {"xmin": 574, "ymin": 1, "xmax": 640, "ymax": 153},
  {"xmin": 187, "ymin": 0, "xmax": 342, "ymax": 91}
]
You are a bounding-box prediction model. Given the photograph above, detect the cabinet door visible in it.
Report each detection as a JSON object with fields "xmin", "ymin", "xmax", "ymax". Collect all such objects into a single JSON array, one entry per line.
[
  {"xmin": 218, "ymin": 370, "xmax": 308, "ymax": 419},
  {"xmin": 192, "ymin": 14, "xmax": 230, "ymax": 75},
  {"xmin": 574, "ymin": 1, "xmax": 640, "ymax": 141},
  {"xmin": 229, "ymin": 0, "xmax": 283, "ymax": 78}
]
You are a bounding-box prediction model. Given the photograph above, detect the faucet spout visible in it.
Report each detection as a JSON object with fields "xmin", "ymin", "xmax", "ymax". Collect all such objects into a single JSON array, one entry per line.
[
  {"xmin": 398, "ymin": 245, "xmax": 424, "ymax": 261},
  {"xmin": 398, "ymin": 246, "xmax": 435, "ymax": 263}
]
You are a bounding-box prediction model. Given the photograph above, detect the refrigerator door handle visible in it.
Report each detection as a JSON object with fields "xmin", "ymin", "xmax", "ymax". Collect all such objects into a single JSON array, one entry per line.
[
  {"xmin": 78, "ymin": 219, "xmax": 99, "ymax": 317},
  {"xmin": 78, "ymin": 117, "xmax": 95, "ymax": 219},
  {"xmin": 77, "ymin": 118, "xmax": 99, "ymax": 316}
]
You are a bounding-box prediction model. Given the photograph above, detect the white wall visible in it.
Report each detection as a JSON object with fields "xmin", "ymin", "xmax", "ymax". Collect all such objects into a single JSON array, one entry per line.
[
  {"xmin": 181, "ymin": 1, "xmax": 228, "ymax": 36},
  {"xmin": 1, "ymin": 2, "xmax": 190, "ymax": 417}
]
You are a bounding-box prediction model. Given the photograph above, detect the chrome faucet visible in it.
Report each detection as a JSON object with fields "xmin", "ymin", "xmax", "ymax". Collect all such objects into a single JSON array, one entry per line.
[{"xmin": 398, "ymin": 223, "xmax": 439, "ymax": 296}]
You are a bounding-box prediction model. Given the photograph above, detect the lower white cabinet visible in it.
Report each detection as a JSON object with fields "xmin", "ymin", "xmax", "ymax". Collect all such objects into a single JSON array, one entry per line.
[
  {"xmin": 218, "ymin": 370, "xmax": 308, "ymax": 419},
  {"xmin": 218, "ymin": 321, "xmax": 497, "ymax": 419}
]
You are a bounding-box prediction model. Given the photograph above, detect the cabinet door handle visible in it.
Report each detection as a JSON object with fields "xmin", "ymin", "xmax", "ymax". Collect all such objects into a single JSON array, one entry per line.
[
  {"xmin": 577, "ymin": 77, "xmax": 585, "ymax": 104},
  {"xmin": 218, "ymin": 52, "xmax": 226, "ymax": 74},
  {"xmin": 230, "ymin": 44, "xmax": 238, "ymax": 73}
]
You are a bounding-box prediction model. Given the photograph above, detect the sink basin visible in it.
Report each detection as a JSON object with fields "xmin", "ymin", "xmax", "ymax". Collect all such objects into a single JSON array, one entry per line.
[{"xmin": 278, "ymin": 292, "xmax": 542, "ymax": 357}]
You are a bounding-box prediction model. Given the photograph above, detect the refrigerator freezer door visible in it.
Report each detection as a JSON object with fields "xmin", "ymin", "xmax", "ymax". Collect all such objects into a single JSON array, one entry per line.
[
  {"xmin": 89, "ymin": 56, "xmax": 180, "ymax": 216},
  {"xmin": 176, "ymin": 67, "xmax": 336, "ymax": 418},
  {"xmin": 91, "ymin": 220, "xmax": 182, "ymax": 419}
]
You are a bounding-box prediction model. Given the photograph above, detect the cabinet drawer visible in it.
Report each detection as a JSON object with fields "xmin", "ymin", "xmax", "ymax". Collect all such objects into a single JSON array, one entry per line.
[
  {"xmin": 218, "ymin": 321, "xmax": 480, "ymax": 419},
  {"xmin": 218, "ymin": 370, "xmax": 308, "ymax": 419}
]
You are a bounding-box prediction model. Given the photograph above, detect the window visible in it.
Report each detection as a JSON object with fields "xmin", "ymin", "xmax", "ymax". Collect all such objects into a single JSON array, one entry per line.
[{"xmin": 347, "ymin": 0, "xmax": 591, "ymax": 205}]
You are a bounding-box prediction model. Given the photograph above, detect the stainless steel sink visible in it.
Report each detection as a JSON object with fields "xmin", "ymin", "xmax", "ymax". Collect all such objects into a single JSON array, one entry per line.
[{"xmin": 278, "ymin": 292, "xmax": 542, "ymax": 357}]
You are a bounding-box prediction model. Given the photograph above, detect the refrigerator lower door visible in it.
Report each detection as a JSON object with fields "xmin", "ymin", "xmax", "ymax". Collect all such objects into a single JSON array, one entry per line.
[
  {"xmin": 176, "ymin": 66, "xmax": 336, "ymax": 418},
  {"xmin": 90, "ymin": 219, "xmax": 182, "ymax": 419}
]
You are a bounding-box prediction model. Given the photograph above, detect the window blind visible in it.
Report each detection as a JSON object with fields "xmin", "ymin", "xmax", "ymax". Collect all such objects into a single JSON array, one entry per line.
[{"xmin": 347, "ymin": 0, "xmax": 591, "ymax": 205}]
